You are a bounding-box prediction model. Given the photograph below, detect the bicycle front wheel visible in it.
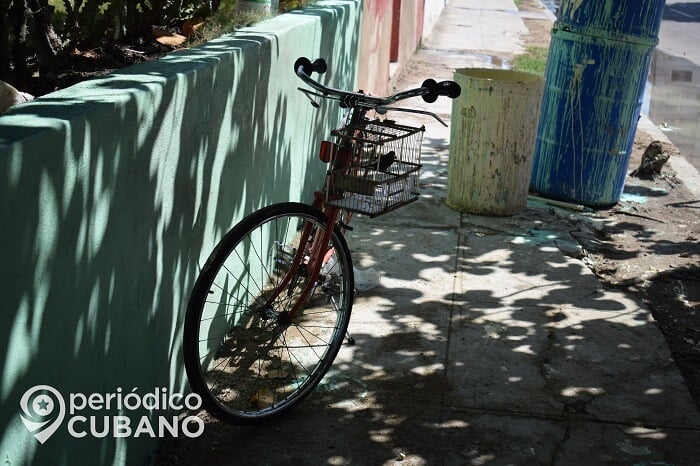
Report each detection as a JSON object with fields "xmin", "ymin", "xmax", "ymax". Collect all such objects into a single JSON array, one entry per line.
[{"xmin": 184, "ymin": 202, "xmax": 354, "ymax": 424}]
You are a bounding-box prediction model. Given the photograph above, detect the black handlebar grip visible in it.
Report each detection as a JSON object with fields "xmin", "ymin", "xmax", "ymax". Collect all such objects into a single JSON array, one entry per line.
[
  {"xmin": 438, "ymin": 80, "xmax": 461, "ymax": 99},
  {"xmin": 294, "ymin": 57, "xmax": 313, "ymax": 75},
  {"xmin": 294, "ymin": 57, "xmax": 327, "ymax": 75},
  {"xmin": 421, "ymin": 79, "xmax": 439, "ymax": 103},
  {"xmin": 312, "ymin": 58, "xmax": 327, "ymax": 74},
  {"xmin": 421, "ymin": 79, "xmax": 461, "ymax": 101}
]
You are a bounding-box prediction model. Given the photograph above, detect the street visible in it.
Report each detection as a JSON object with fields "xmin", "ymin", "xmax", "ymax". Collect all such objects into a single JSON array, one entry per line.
[{"xmin": 651, "ymin": 0, "xmax": 700, "ymax": 170}]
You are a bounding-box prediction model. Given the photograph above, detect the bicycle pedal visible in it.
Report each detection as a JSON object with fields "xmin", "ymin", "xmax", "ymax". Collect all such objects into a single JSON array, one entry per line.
[{"xmin": 338, "ymin": 222, "xmax": 353, "ymax": 231}]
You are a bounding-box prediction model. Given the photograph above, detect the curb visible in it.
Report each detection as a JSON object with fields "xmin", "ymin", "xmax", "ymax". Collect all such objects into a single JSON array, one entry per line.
[{"xmin": 639, "ymin": 114, "xmax": 700, "ymax": 195}]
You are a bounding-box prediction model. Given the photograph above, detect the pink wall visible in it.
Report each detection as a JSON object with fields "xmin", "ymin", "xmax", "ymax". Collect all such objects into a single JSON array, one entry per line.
[
  {"xmin": 358, "ymin": 0, "xmax": 393, "ymax": 96},
  {"xmin": 357, "ymin": 0, "xmax": 429, "ymax": 96},
  {"xmin": 396, "ymin": 0, "xmax": 424, "ymax": 67}
]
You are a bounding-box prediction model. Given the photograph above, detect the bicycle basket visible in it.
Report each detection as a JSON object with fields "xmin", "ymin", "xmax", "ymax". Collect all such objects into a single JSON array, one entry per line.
[{"xmin": 326, "ymin": 118, "xmax": 424, "ymax": 217}]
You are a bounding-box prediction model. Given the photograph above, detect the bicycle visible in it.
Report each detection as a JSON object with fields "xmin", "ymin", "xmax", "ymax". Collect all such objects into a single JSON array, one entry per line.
[{"xmin": 183, "ymin": 57, "xmax": 461, "ymax": 425}]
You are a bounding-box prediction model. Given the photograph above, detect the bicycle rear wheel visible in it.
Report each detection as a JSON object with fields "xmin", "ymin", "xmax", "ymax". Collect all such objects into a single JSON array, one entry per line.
[{"xmin": 184, "ymin": 202, "xmax": 354, "ymax": 424}]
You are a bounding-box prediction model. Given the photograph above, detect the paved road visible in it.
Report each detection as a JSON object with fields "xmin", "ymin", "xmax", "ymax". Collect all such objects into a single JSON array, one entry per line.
[
  {"xmin": 659, "ymin": 0, "xmax": 700, "ymax": 64},
  {"xmin": 655, "ymin": 0, "xmax": 700, "ymax": 170},
  {"xmin": 541, "ymin": 0, "xmax": 700, "ymax": 63}
]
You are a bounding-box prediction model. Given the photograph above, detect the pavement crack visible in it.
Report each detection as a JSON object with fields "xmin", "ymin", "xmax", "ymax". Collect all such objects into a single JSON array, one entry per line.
[
  {"xmin": 550, "ymin": 420, "xmax": 572, "ymax": 466},
  {"xmin": 414, "ymin": 224, "xmax": 458, "ymax": 232},
  {"xmin": 536, "ymin": 328, "xmax": 557, "ymax": 381},
  {"xmin": 448, "ymin": 405, "xmax": 700, "ymax": 431},
  {"xmin": 569, "ymin": 289, "xmax": 604, "ymax": 307},
  {"xmin": 439, "ymin": 224, "xmax": 465, "ymax": 425}
]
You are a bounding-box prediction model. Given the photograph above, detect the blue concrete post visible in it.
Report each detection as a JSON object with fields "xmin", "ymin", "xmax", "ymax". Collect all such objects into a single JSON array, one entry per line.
[{"xmin": 530, "ymin": 0, "xmax": 666, "ymax": 207}]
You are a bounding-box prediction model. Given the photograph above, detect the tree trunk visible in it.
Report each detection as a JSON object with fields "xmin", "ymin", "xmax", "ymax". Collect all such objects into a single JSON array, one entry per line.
[
  {"xmin": 126, "ymin": 0, "xmax": 137, "ymax": 39},
  {"xmin": 0, "ymin": 0, "xmax": 11, "ymax": 82},
  {"xmin": 26, "ymin": 0, "xmax": 62, "ymax": 73},
  {"xmin": 10, "ymin": 0, "xmax": 30, "ymax": 89}
]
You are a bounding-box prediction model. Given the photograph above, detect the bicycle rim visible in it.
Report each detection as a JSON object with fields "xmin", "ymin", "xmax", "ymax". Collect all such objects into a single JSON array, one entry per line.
[{"xmin": 184, "ymin": 203, "xmax": 354, "ymax": 424}]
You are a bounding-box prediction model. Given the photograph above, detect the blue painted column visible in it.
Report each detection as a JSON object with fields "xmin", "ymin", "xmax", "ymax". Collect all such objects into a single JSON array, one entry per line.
[{"xmin": 530, "ymin": 0, "xmax": 666, "ymax": 207}]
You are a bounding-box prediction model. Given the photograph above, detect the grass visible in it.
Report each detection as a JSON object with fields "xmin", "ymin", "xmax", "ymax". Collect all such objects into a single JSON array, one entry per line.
[{"xmin": 512, "ymin": 46, "xmax": 549, "ymax": 75}]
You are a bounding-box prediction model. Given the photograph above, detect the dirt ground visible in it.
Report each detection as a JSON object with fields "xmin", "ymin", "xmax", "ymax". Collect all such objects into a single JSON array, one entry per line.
[
  {"xmin": 581, "ymin": 135, "xmax": 700, "ymax": 405},
  {"xmin": 519, "ymin": 0, "xmax": 700, "ymax": 407}
]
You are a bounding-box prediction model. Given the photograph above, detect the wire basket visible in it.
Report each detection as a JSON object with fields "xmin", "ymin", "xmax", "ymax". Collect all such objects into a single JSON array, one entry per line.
[{"xmin": 326, "ymin": 118, "xmax": 424, "ymax": 217}]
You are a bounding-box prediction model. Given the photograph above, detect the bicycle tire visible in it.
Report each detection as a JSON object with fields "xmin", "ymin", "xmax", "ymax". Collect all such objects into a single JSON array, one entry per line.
[{"xmin": 184, "ymin": 202, "xmax": 354, "ymax": 424}]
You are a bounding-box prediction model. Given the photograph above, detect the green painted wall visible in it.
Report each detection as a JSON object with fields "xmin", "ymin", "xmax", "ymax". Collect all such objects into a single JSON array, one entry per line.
[{"xmin": 0, "ymin": 2, "xmax": 360, "ymax": 464}]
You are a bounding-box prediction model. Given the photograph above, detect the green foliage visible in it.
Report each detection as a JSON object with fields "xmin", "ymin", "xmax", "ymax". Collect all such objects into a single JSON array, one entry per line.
[
  {"xmin": 0, "ymin": 0, "xmax": 317, "ymax": 93},
  {"xmin": 0, "ymin": 0, "xmax": 214, "ymax": 89},
  {"xmin": 55, "ymin": 0, "xmax": 214, "ymax": 44},
  {"xmin": 188, "ymin": 0, "xmax": 316, "ymax": 46},
  {"xmin": 188, "ymin": 0, "xmax": 264, "ymax": 43}
]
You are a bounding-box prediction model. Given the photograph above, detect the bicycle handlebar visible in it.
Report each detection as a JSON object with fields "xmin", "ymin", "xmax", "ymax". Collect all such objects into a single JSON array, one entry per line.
[{"xmin": 294, "ymin": 57, "xmax": 461, "ymax": 111}]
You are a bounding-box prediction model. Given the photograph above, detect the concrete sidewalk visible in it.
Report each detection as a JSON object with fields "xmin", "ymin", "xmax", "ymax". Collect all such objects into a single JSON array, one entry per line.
[
  {"xmin": 340, "ymin": 1, "xmax": 700, "ymax": 464},
  {"xmin": 159, "ymin": 1, "xmax": 700, "ymax": 464}
]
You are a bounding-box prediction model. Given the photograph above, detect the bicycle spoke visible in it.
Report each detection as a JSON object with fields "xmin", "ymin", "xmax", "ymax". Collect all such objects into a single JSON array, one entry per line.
[
  {"xmin": 184, "ymin": 203, "xmax": 353, "ymax": 424},
  {"xmin": 182, "ymin": 58, "xmax": 454, "ymax": 425}
]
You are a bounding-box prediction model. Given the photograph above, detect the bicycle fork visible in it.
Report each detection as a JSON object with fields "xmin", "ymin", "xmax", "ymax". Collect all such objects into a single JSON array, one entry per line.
[
  {"xmin": 263, "ymin": 141, "xmax": 354, "ymax": 324},
  {"xmin": 263, "ymin": 203, "xmax": 340, "ymax": 324}
]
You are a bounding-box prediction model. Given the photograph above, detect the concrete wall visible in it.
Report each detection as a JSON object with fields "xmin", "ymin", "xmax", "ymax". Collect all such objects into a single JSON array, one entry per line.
[
  {"xmin": 423, "ymin": 0, "xmax": 446, "ymax": 39},
  {"xmin": 0, "ymin": 2, "xmax": 360, "ymax": 465}
]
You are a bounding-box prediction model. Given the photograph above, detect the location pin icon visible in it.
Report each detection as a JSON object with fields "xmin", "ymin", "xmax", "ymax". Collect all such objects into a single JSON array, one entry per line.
[{"xmin": 19, "ymin": 385, "xmax": 66, "ymax": 444}]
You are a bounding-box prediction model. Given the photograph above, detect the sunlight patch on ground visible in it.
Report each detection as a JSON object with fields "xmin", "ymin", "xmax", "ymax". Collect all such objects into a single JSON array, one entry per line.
[{"xmin": 561, "ymin": 386, "xmax": 605, "ymax": 397}]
